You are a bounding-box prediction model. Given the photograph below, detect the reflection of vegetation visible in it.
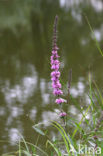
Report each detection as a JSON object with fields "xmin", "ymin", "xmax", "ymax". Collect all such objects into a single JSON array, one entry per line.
[
  {"xmin": 1, "ymin": 0, "xmax": 103, "ymax": 79},
  {"xmin": 0, "ymin": 0, "xmax": 33, "ymax": 29}
]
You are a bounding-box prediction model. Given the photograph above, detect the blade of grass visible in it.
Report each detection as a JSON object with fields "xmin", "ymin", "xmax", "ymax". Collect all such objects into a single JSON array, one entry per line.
[
  {"xmin": 55, "ymin": 121, "xmax": 77, "ymax": 155},
  {"xmin": 93, "ymin": 89, "xmax": 103, "ymax": 108},
  {"xmin": 52, "ymin": 121, "xmax": 77, "ymax": 156},
  {"xmin": 25, "ymin": 141, "xmax": 48, "ymax": 156},
  {"xmin": 19, "ymin": 139, "xmax": 21, "ymax": 156},
  {"xmin": 53, "ymin": 121, "xmax": 74, "ymax": 146},
  {"xmin": 46, "ymin": 140, "xmax": 62, "ymax": 156},
  {"xmin": 51, "ymin": 122, "xmax": 70, "ymax": 155},
  {"xmin": 22, "ymin": 150, "xmax": 31, "ymax": 156},
  {"xmin": 72, "ymin": 102, "xmax": 92, "ymax": 139},
  {"xmin": 84, "ymin": 15, "xmax": 103, "ymax": 57},
  {"xmin": 18, "ymin": 133, "xmax": 30, "ymax": 154},
  {"xmin": 93, "ymin": 80, "xmax": 103, "ymax": 105}
]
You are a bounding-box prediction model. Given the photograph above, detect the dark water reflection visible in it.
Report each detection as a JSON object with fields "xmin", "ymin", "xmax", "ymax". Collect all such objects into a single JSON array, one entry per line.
[{"xmin": 0, "ymin": 0, "xmax": 103, "ymax": 154}]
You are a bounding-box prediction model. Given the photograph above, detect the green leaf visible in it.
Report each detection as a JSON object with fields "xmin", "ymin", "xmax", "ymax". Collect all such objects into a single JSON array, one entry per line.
[
  {"xmin": 22, "ymin": 150, "xmax": 31, "ymax": 156},
  {"xmin": 32, "ymin": 126, "xmax": 45, "ymax": 136},
  {"xmin": 46, "ymin": 140, "xmax": 62, "ymax": 156}
]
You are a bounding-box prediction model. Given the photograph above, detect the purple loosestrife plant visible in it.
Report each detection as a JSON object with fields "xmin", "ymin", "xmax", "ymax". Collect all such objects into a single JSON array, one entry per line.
[{"xmin": 50, "ymin": 15, "xmax": 67, "ymax": 119}]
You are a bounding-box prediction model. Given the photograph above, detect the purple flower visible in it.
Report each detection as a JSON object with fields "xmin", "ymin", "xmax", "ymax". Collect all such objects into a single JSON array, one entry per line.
[
  {"xmin": 51, "ymin": 77, "xmax": 57, "ymax": 81},
  {"xmin": 53, "ymin": 46, "xmax": 59, "ymax": 50},
  {"xmin": 51, "ymin": 71, "xmax": 60, "ymax": 78},
  {"xmin": 54, "ymin": 60, "xmax": 60, "ymax": 64},
  {"xmin": 52, "ymin": 50, "xmax": 57, "ymax": 55},
  {"xmin": 51, "ymin": 64, "xmax": 59, "ymax": 70},
  {"xmin": 55, "ymin": 54, "xmax": 60, "ymax": 58},
  {"xmin": 53, "ymin": 89, "xmax": 63, "ymax": 96},
  {"xmin": 51, "ymin": 60, "xmax": 60, "ymax": 65},
  {"xmin": 52, "ymin": 81, "xmax": 61, "ymax": 89},
  {"xmin": 55, "ymin": 98, "xmax": 67, "ymax": 104},
  {"xmin": 59, "ymin": 112, "xmax": 67, "ymax": 117},
  {"xmin": 50, "ymin": 54, "xmax": 60, "ymax": 60}
]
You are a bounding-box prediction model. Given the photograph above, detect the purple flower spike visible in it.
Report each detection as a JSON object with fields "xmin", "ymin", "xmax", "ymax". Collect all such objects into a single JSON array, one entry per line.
[
  {"xmin": 50, "ymin": 16, "xmax": 68, "ymax": 116},
  {"xmin": 50, "ymin": 16, "xmax": 68, "ymax": 119},
  {"xmin": 50, "ymin": 16, "xmax": 63, "ymax": 97},
  {"xmin": 55, "ymin": 98, "xmax": 67, "ymax": 104},
  {"xmin": 59, "ymin": 112, "xmax": 67, "ymax": 118}
]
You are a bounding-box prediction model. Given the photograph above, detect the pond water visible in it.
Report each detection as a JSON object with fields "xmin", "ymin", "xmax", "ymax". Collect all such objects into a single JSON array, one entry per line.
[{"xmin": 0, "ymin": 0, "xmax": 103, "ymax": 155}]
